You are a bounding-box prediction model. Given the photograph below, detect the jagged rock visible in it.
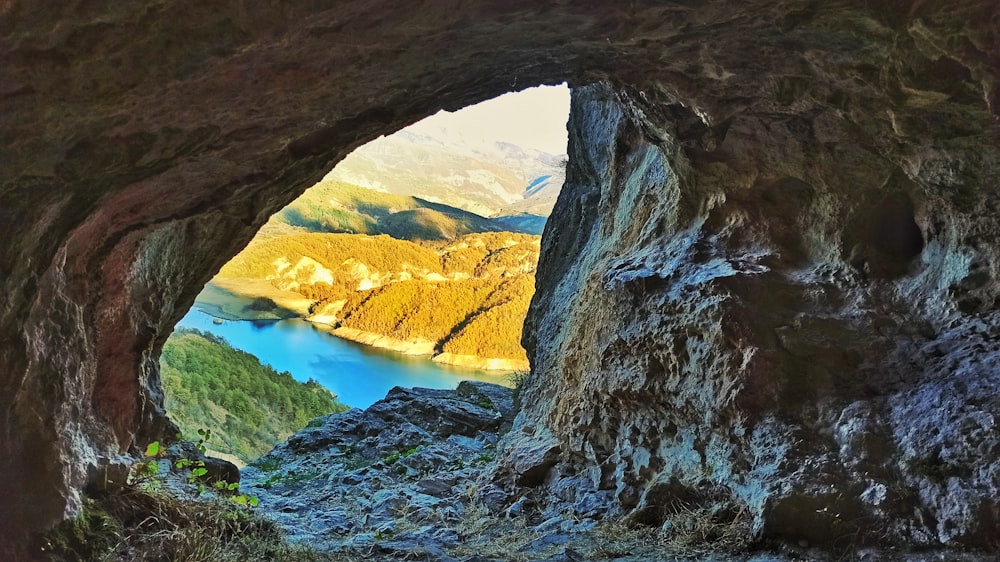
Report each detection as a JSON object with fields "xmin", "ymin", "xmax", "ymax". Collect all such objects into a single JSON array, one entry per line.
[
  {"xmin": 240, "ymin": 384, "xmax": 510, "ymax": 555},
  {"xmin": 3, "ymin": 1, "xmax": 1000, "ymax": 559},
  {"xmin": 504, "ymin": 432, "xmax": 562, "ymax": 487},
  {"xmin": 367, "ymin": 386, "xmax": 504, "ymax": 437},
  {"xmin": 457, "ymin": 380, "xmax": 517, "ymax": 423},
  {"xmin": 499, "ymin": 76, "xmax": 1000, "ymax": 551},
  {"xmin": 163, "ymin": 441, "xmax": 240, "ymax": 486}
]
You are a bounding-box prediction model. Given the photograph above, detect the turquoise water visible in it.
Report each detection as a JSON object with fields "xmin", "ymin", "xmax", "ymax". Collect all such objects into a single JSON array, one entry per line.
[{"xmin": 175, "ymin": 308, "xmax": 511, "ymax": 409}]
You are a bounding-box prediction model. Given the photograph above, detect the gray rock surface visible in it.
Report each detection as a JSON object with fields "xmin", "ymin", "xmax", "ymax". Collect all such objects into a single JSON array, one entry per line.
[
  {"xmin": 241, "ymin": 384, "xmax": 508, "ymax": 554},
  {"xmin": 495, "ymin": 79, "xmax": 1000, "ymax": 550}
]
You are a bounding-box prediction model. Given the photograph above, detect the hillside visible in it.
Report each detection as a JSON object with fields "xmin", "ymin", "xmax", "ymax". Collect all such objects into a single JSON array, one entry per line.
[
  {"xmin": 327, "ymin": 129, "xmax": 564, "ymax": 218},
  {"xmin": 265, "ymin": 180, "xmax": 546, "ymax": 239},
  {"xmin": 206, "ymin": 231, "xmax": 539, "ymax": 369},
  {"xmin": 160, "ymin": 328, "xmax": 350, "ymax": 464}
]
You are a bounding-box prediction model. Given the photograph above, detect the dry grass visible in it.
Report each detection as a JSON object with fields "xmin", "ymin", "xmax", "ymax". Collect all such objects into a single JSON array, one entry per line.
[
  {"xmin": 40, "ymin": 486, "xmax": 350, "ymax": 562},
  {"xmin": 442, "ymin": 486, "xmax": 549, "ymax": 562},
  {"xmin": 586, "ymin": 502, "xmax": 753, "ymax": 560}
]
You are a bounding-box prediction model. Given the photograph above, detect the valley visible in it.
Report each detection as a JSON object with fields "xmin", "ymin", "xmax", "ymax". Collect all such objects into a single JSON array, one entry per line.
[{"xmin": 198, "ymin": 182, "xmax": 546, "ymax": 371}]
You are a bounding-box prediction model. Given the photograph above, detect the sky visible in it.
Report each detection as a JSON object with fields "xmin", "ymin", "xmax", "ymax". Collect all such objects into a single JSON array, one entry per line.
[{"xmin": 405, "ymin": 83, "xmax": 570, "ymax": 155}]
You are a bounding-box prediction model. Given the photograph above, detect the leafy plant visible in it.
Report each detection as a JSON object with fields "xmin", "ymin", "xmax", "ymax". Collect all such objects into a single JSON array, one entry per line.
[{"xmin": 128, "ymin": 441, "xmax": 164, "ymax": 488}]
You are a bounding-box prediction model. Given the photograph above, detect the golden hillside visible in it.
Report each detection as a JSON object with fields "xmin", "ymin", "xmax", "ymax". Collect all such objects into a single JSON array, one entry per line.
[{"xmin": 210, "ymin": 231, "xmax": 539, "ymax": 368}]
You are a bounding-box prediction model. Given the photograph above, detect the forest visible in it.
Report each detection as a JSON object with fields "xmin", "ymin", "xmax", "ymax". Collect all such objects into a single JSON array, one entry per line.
[{"xmin": 160, "ymin": 328, "xmax": 349, "ymax": 463}]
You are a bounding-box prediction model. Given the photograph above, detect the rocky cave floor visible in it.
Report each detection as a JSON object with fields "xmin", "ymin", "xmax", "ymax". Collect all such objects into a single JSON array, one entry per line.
[{"xmin": 152, "ymin": 381, "xmax": 988, "ymax": 562}]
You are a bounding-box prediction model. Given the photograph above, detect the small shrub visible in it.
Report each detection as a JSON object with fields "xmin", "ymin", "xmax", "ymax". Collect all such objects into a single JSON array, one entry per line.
[
  {"xmin": 507, "ymin": 370, "xmax": 530, "ymax": 412},
  {"xmin": 252, "ymin": 456, "xmax": 282, "ymax": 473}
]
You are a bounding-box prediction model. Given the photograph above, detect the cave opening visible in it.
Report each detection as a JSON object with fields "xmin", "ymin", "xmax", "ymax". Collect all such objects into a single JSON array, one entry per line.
[
  {"xmin": 160, "ymin": 84, "xmax": 570, "ymax": 469},
  {"xmin": 7, "ymin": 2, "xmax": 1000, "ymax": 559}
]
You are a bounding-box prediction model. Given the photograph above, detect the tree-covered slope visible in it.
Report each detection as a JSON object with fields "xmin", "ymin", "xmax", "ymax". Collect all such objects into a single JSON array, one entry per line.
[
  {"xmin": 160, "ymin": 329, "xmax": 349, "ymax": 463},
  {"xmin": 206, "ymin": 232, "xmax": 539, "ymax": 367}
]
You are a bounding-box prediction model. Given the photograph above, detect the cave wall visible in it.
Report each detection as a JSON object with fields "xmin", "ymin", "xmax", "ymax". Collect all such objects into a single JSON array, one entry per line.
[
  {"xmin": 505, "ymin": 17, "xmax": 1000, "ymax": 552},
  {"xmin": 2, "ymin": 0, "xmax": 999, "ymax": 557}
]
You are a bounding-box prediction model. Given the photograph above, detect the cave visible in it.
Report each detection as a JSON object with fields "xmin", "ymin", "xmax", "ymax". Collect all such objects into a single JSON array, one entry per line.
[{"xmin": 3, "ymin": 1, "xmax": 1000, "ymax": 559}]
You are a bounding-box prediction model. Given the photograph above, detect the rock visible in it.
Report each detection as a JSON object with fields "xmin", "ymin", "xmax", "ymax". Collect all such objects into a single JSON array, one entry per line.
[
  {"xmin": 3, "ymin": 2, "xmax": 1000, "ymax": 559},
  {"xmin": 238, "ymin": 384, "xmax": 516, "ymax": 555},
  {"xmin": 523, "ymin": 529, "xmax": 571, "ymax": 551},
  {"xmin": 505, "ymin": 496, "xmax": 531, "ymax": 518},
  {"xmin": 456, "ymin": 381, "xmax": 516, "ymax": 422},
  {"xmin": 287, "ymin": 408, "xmax": 384, "ymax": 453},
  {"xmin": 164, "ymin": 441, "xmax": 240, "ymax": 485},
  {"xmin": 368, "ymin": 386, "xmax": 504, "ymax": 437},
  {"xmin": 494, "ymin": 79, "xmax": 1000, "ymax": 550},
  {"xmin": 416, "ymin": 476, "xmax": 458, "ymax": 497},
  {"xmin": 504, "ymin": 433, "xmax": 561, "ymax": 487}
]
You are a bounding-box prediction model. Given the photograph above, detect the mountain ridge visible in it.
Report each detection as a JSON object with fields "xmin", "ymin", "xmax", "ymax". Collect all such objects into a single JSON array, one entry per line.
[{"xmin": 325, "ymin": 129, "xmax": 565, "ymax": 217}]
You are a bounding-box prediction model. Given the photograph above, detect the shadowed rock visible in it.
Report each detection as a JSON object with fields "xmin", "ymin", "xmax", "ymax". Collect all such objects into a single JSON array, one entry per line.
[{"xmin": 2, "ymin": 1, "xmax": 1000, "ymax": 559}]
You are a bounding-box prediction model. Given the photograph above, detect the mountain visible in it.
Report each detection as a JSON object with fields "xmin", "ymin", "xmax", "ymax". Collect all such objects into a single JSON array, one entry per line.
[
  {"xmin": 264, "ymin": 180, "xmax": 547, "ymax": 239},
  {"xmin": 326, "ymin": 129, "xmax": 565, "ymax": 218}
]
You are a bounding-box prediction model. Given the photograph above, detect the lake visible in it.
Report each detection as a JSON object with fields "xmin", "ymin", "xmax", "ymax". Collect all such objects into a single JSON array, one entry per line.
[{"xmin": 175, "ymin": 308, "xmax": 512, "ymax": 409}]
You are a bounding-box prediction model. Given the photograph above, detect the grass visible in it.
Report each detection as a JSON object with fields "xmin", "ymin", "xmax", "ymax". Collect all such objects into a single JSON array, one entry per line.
[
  {"xmin": 590, "ymin": 501, "xmax": 753, "ymax": 559},
  {"xmin": 41, "ymin": 486, "xmax": 335, "ymax": 562},
  {"xmin": 442, "ymin": 486, "xmax": 550, "ymax": 562}
]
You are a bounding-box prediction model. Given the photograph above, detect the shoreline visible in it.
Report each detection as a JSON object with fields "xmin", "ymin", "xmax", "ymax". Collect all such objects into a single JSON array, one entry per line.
[{"xmin": 189, "ymin": 301, "xmax": 521, "ymax": 373}]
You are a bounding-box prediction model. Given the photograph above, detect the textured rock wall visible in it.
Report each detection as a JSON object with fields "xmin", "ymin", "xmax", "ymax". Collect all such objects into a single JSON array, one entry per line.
[
  {"xmin": 2, "ymin": 0, "xmax": 999, "ymax": 558},
  {"xmin": 504, "ymin": 32, "xmax": 1000, "ymax": 553}
]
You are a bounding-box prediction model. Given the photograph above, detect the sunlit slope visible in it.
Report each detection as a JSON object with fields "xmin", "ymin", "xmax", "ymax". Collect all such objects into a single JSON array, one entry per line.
[
  {"xmin": 266, "ymin": 180, "xmax": 545, "ymax": 239},
  {"xmin": 212, "ymin": 232, "xmax": 539, "ymax": 368},
  {"xmin": 218, "ymin": 232, "xmax": 442, "ymax": 291}
]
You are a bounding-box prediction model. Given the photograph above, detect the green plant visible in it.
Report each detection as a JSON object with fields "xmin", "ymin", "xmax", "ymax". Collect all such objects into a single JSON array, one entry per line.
[
  {"xmin": 175, "ymin": 429, "xmax": 214, "ymax": 494},
  {"xmin": 136, "ymin": 433, "xmax": 259, "ymax": 509},
  {"xmin": 252, "ymin": 456, "xmax": 282, "ymax": 473},
  {"xmin": 209, "ymin": 479, "xmax": 258, "ymax": 507},
  {"xmin": 383, "ymin": 447, "xmax": 419, "ymax": 465},
  {"xmin": 508, "ymin": 370, "xmax": 530, "ymax": 412},
  {"xmin": 128, "ymin": 441, "xmax": 164, "ymax": 488},
  {"xmin": 160, "ymin": 329, "xmax": 348, "ymax": 464}
]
